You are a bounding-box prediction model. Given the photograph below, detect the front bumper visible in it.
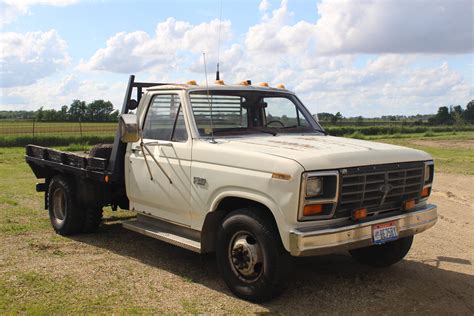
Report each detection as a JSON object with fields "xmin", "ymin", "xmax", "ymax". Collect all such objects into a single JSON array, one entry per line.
[{"xmin": 289, "ymin": 204, "xmax": 437, "ymax": 256}]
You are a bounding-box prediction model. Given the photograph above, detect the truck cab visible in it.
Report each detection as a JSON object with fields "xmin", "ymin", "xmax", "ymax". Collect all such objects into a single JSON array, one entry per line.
[{"xmin": 26, "ymin": 76, "xmax": 437, "ymax": 302}]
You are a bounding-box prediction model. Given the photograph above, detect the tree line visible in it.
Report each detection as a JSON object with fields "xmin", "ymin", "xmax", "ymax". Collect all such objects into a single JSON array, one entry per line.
[
  {"xmin": 0, "ymin": 100, "xmax": 119, "ymax": 122},
  {"xmin": 317, "ymin": 100, "xmax": 474, "ymax": 125},
  {"xmin": 428, "ymin": 101, "xmax": 474, "ymax": 125}
]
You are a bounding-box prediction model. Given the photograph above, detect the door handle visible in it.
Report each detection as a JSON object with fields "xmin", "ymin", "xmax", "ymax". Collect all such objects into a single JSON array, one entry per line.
[
  {"xmin": 131, "ymin": 146, "xmax": 141, "ymax": 153},
  {"xmin": 158, "ymin": 142, "xmax": 173, "ymax": 147}
]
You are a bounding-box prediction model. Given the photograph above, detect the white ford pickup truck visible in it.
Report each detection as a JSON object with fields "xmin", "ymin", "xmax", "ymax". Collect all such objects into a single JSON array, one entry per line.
[{"xmin": 26, "ymin": 75, "xmax": 437, "ymax": 302}]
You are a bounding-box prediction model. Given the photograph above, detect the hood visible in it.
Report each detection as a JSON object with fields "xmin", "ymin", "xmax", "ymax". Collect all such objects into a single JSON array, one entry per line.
[{"xmin": 214, "ymin": 134, "xmax": 432, "ymax": 171}]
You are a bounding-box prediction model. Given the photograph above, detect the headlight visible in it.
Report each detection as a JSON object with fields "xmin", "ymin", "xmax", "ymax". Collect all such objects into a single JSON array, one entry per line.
[
  {"xmin": 306, "ymin": 177, "xmax": 323, "ymax": 197},
  {"xmin": 299, "ymin": 171, "xmax": 339, "ymax": 221}
]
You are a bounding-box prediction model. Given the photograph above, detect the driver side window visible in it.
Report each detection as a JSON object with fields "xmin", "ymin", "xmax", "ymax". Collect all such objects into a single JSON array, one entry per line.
[
  {"xmin": 143, "ymin": 94, "xmax": 188, "ymax": 142},
  {"xmin": 263, "ymin": 97, "xmax": 309, "ymax": 127}
]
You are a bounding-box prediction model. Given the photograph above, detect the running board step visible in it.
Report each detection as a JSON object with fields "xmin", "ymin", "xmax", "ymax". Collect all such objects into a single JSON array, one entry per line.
[{"xmin": 122, "ymin": 214, "xmax": 201, "ymax": 253}]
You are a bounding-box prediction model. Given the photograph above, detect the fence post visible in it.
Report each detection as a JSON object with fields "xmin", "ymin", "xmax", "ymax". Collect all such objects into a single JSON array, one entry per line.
[{"xmin": 79, "ymin": 117, "xmax": 83, "ymax": 138}]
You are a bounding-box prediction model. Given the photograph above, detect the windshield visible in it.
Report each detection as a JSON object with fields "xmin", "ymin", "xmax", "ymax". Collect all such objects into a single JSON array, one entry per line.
[{"xmin": 189, "ymin": 90, "xmax": 324, "ymax": 137}]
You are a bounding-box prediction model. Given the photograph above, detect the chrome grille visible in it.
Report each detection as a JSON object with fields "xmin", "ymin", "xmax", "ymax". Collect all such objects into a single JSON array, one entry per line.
[{"xmin": 335, "ymin": 162, "xmax": 425, "ymax": 218}]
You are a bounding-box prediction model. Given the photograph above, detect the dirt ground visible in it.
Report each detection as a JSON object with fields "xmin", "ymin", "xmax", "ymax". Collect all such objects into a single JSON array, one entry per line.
[{"xmin": 0, "ymin": 171, "xmax": 472, "ymax": 314}]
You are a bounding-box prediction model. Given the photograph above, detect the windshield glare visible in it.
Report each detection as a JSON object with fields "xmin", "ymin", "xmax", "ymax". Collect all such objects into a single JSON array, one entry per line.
[{"xmin": 189, "ymin": 90, "xmax": 323, "ymax": 137}]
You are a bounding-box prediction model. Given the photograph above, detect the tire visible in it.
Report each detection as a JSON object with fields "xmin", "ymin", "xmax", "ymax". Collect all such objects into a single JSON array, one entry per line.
[
  {"xmin": 89, "ymin": 143, "xmax": 113, "ymax": 160},
  {"xmin": 48, "ymin": 175, "xmax": 84, "ymax": 235},
  {"xmin": 349, "ymin": 236, "xmax": 414, "ymax": 268},
  {"xmin": 82, "ymin": 207, "xmax": 103, "ymax": 233},
  {"xmin": 216, "ymin": 208, "xmax": 291, "ymax": 302}
]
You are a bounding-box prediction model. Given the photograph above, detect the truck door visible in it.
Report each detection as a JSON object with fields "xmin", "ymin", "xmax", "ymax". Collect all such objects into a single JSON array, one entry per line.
[{"xmin": 126, "ymin": 92, "xmax": 192, "ymax": 225}]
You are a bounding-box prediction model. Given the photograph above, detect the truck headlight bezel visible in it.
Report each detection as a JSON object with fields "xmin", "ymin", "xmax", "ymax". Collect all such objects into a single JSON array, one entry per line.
[
  {"xmin": 299, "ymin": 171, "xmax": 340, "ymax": 221},
  {"xmin": 424, "ymin": 161, "xmax": 434, "ymax": 184},
  {"xmin": 421, "ymin": 161, "xmax": 434, "ymax": 200}
]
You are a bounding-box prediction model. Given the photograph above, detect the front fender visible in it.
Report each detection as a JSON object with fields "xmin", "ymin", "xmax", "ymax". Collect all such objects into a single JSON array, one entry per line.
[{"xmin": 207, "ymin": 187, "xmax": 293, "ymax": 252}]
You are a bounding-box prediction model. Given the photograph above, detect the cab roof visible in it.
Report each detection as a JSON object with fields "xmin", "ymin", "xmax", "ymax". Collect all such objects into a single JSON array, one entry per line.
[{"xmin": 145, "ymin": 83, "xmax": 295, "ymax": 94}]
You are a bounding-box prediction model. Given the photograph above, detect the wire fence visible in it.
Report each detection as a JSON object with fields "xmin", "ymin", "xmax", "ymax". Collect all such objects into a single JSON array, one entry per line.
[{"xmin": 0, "ymin": 119, "xmax": 117, "ymax": 137}]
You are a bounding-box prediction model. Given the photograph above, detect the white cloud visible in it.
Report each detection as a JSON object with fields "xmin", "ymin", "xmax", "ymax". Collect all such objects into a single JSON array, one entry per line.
[
  {"xmin": 81, "ymin": 18, "xmax": 232, "ymax": 74},
  {"xmin": 0, "ymin": 29, "xmax": 70, "ymax": 87},
  {"xmin": 295, "ymin": 57, "xmax": 472, "ymax": 116},
  {"xmin": 1, "ymin": 75, "xmax": 125, "ymax": 111},
  {"xmin": 259, "ymin": 0, "xmax": 270, "ymax": 12},
  {"xmin": 0, "ymin": 0, "xmax": 80, "ymax": 26},
  {"xmin": 314, "ymin": 0, "xmax": 474, "ymax": 54},
  {"xmin": 245, "ymin": 0, "xmax": 314, "ymax": 55},
  {"xmin": 80, "ymin": 31, "xmax": 156, "ymax": 73}
]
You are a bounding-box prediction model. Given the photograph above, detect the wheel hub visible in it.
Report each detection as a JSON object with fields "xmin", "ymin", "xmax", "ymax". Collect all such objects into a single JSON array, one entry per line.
[
  {"xmin": 52, "ymin": 188, "xmax": 66, "ymax": 223},
  {"xmin": 230, "ymin": 233, "xmax": 263, "ymax": 280}
]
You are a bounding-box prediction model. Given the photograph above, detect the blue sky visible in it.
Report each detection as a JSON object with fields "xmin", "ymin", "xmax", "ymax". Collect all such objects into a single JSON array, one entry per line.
[{"xmin": 1, "ymin": 0, "xmax": 473, "ymax": 116}]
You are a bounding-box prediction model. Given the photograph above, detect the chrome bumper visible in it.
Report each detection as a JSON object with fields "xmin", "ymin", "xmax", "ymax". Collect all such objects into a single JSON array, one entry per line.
[{"xmin": 289, "ymin": 204, "xmax": 437, "ymax": 256}]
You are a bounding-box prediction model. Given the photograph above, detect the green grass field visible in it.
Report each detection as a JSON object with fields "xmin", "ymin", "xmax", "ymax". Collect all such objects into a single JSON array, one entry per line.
[{"xmin": 0, "ymin": 121, "xmax": 117, "ymax": 136}]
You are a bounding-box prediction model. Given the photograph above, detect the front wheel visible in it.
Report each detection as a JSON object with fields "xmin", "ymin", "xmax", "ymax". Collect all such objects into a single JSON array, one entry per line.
[
  {"xmin": 349, "ymin": 236, "xmax": 414, "ymax": 268},
  {"xmin": 216, "ymin": 208, "xmax": 291, "ymax": 302}
]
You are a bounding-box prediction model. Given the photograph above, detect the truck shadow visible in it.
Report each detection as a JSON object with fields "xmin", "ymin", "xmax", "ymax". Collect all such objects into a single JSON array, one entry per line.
[{"xmin": 72, "ymin": 222, "xmax": 474, "ymax": 314}]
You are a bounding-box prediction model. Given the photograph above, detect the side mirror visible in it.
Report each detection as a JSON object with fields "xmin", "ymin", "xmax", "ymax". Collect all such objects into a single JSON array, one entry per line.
[
  {"xmin": 119, "ymin": 114, "xmax": 140, "ymax": 143},
  {"xmin": 127, "ymin": 99, "xmax": 138, "ymax": 110}
]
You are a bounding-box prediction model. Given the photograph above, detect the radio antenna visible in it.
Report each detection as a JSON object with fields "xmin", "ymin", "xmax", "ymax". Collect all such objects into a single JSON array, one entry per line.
[
  {"xmin": 203, "ymin": 53, "xmax": 217, "ymax": 143},
  {"xmin": 216, "ymin": 0, "xmax": 223, "ymax": 80}
]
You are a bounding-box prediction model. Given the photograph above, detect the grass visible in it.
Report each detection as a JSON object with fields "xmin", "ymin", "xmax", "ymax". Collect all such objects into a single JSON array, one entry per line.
[
  {"xmin": 0, "ymin": 121, "xmax": 116, "ymax": 136},
  {"xmin": 0, "ymin": 120, "xmax": 116, "ymax": 147},
  {"xmin": 325, "ymin": 124, "xmax": 474, "ymax": 137},
  {"xmin": 0, "ymin": 270, "xmax": 149, "ymax": 314},
  {"xmin": 375, "ymin": 137, "xmax": 474, "ymax": 175}
]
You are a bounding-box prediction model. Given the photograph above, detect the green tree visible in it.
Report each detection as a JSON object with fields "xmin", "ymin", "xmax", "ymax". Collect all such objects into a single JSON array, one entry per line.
[
  {"xmin": 331, "ymin": 112, "xmax": 343, "ymax": 123},
  {"xmin": 57, "ymin": 105, "xmax": 69, "ymax": 121},
  {"xmin": 68, "ymin": 99, "xmax": 87, "ymax": 121},
  {"xmin": 36, "ymin": 107, "xmax": 44, "ymax": 121},
  {"xmin": 42, "ymin": 109, "xmax": 59, "ymax": 121},
  {"xmin": 433, "ymin": 106, "xmax": 451, "ymax": 125},
  {"xmin": 464, "ymin": 100, "xmax": 474, "ymax": 124},
  {"xmin": 451, "ymin": 105, "xmax": 464, "ymax": 125},
  {"xmin": 86, "ymin": 100, "xmax": 114, "ymax": 121},
  {"xmin": 317, "ymin": 112, "xmax": 335, "ymax": 122}
]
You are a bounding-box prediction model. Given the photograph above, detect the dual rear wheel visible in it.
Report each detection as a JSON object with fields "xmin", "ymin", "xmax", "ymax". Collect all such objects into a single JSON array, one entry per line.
[{"xmin": 48, "ymin": 175, "xmax": 102, "ymax": 236}]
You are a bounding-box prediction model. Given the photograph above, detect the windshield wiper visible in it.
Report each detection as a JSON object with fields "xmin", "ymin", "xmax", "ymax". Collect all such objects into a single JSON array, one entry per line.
[
  {"xmin": 278, "ymin": 125, "xmax": 327, "ymax": 135},
  {"xmin": 279, "ymin": 125, "xmax": 297, "ymax": 129},
  {"xmin": 212, "ymin": 128, "xmax": 241, "ymax": 134},
  {"xmin": 259, "ymin": 129, "xmax": 277, "ymax": 136}
]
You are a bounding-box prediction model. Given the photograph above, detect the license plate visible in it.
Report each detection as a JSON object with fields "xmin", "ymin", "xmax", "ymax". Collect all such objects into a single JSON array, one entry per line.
[{"xmin": 372, "ymin": 221, "xmax": 398, "ymax": 245}]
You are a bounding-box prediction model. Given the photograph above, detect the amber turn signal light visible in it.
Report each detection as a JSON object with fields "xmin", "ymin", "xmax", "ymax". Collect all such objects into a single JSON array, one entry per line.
[
  {"xmin": 352, "ymin": 208, "xmax": 367, "ymax": 220},
  {"xmin": 303, "ymin": 204, "xmax": 323, "ymax": 216},
  {"xmin": 404, "ymin": 199, "xmax": 416, "ymax": 210},
  {"xmin": 421, "ymin": 187, "xmax": 430, "ymax": 198}
]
